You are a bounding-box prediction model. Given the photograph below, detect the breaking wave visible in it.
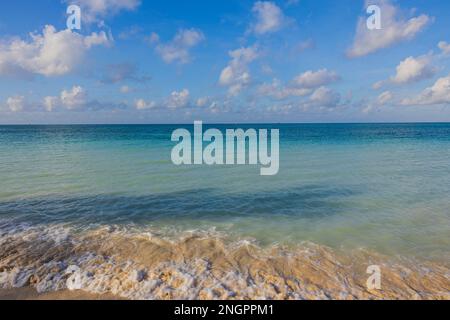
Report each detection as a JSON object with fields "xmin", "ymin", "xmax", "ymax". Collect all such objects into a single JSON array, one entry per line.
[{"xmin": 0, "ymin": 219, "xmax": 449, "ymax": 300}]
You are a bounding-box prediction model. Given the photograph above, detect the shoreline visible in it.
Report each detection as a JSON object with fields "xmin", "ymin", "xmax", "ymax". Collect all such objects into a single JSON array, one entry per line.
[
  {"xmin": 0, "ymin": 287, "xmax": 121, "ymax": 300},
  {"xmin": 1, "ymin": 224, "xmax": 449, "ymax": 300}
]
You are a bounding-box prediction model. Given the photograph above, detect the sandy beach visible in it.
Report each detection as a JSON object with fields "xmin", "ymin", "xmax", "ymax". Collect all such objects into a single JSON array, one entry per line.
[
  {"xmin": 0, "ymin": 287, "xmax": 120, "ymax": 300},
  {"xmin": 1, "ymin": 225, "xmax": 449, "ymax": 300}
]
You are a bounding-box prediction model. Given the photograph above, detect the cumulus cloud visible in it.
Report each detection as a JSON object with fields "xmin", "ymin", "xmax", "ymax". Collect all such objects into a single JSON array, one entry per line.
[
  {"xmin": 258, "ymin": 79, "xmax": 312, "ymax": 99},
  {"xmin": 293, "ymin": 69, "xmax": 340, "ymax": 89},
  {"xmin": 348, "ymin": 0, "xmax": 431, "ymax": 58},
  {"xmin": 8, "ymin": 86, "xmax": 133, "ymax": 113},
  {"xmin": 43, "ymin": 96, "xmax": 59, "ymax": 112},
  {"xmin": 6, "ymin": 96, "xmax": 25, "ymax": 112},
  {"xmin": 65, "ymin": 0, "xmax": 141, "ymax": 23},
  {"xmin": 266, "ymin": 87, "xmax": 342, "ymax": 112},
  {"xmin": 258, "ymin": 69, "xmax": 340, "ymax": 100},
  {"xmin": 152, "ymin": 29, "xmax": 205, "ymax": 64},
  {"xmin": 372, "ymin": 81, "xmax": 384, "ymax": 90},
  {"xmin": 194, "ymin": 97, "xmax": 226, "ymax": 112},
  {"xmin": 60, "ymin": 86, "xmax": 87, "ymax": 109},
  {"xmin": 373, "ymin": 54, "xmax": 436, "ymax": 89},
  {"xmin": 41, "ymin": 87, "xmax": 86, "ymax": 111},
  {"xmin": 134, "ymin": 90, "xmax": 218, "ymax": 111},
  {"xmin": 362, "ymin": 91, "xmax": 393, "ymax": 114},
  {"xmin": 135, "ymin": 98, "xmax": 156, "ymax": 110},
  {"xmin": 266, "ymin": 103, "xmax": 294, "ymax": 114},
  {"xmin": 0, "ymin": 25, "xmax": 109, "ymax": 77},
  {"xmin": 196, "ymin": 97, "xmax": 210, "ymax": 107},
  {"xmin": 307, "ymin": 86, "xmax": 341, "ymax": 109},
  {"xmin": 166, "ymin": 89, "xmax": 190, "ymax": 109},
  {"xmin": 219, "ymin": 46, "xmax": 259, "ymax": 96},
  {"xmin": 391, "ymin": 54, "xmax": 436, "ymax": 84},
  {"xmin": 438, "ymin": 41, "xmax": 450, "ymax": 56},
  {"xmin": 401, "ymin": 74, "xmax": 450, "ymax": 106},
  {"xmin": 249, "ymin": 1, "xmax": 290, "ymax": 35}
]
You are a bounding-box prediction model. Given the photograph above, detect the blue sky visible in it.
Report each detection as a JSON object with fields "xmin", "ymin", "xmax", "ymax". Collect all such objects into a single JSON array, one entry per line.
[{"xmin": 1, "ymin": 0, "xmax": 450, "ymax": 124}]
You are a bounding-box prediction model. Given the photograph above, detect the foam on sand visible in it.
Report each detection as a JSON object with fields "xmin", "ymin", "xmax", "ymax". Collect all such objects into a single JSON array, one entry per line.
[{"xmin": 0, "ymin": 221, "xmax": 448, "ymax": 300}]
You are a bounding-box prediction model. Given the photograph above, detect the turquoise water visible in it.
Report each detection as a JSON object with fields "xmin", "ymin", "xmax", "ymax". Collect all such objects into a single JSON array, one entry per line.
[{"xmin": 0, "ymin": 124, "xmax": 449, "ymax": 260}]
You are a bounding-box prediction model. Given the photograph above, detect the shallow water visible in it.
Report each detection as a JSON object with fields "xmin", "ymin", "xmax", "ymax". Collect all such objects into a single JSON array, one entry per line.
[
  {"xmin": 1, "ymin": 124, "xmax": 449, "ymax": 259},
  {"xmin": 0, "ymin": 124, "xmax": 449, "ymax": 299}
]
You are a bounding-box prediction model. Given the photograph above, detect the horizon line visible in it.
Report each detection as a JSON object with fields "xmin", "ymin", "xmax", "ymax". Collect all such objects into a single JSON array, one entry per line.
[{"xmin": 1, "ymin": 121, "xmax": 450, "ymax": 126}]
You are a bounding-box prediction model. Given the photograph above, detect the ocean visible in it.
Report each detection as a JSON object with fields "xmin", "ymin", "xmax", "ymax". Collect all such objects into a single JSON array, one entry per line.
[{"xmin": 0, "ymin": 123, "xmax": 449, "ymax": 299}]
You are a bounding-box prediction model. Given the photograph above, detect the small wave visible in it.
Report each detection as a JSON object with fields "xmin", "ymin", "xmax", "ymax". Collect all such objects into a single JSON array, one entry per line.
[{"xmin": 0, "ymin": 220, "xmax": 449, "ymax": 300}]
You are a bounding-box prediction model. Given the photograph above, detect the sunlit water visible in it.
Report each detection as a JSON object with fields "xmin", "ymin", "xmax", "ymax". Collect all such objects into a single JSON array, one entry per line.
[{"xmin": 0, "ymin": 123, "xmax": 449, "ymax": 261}]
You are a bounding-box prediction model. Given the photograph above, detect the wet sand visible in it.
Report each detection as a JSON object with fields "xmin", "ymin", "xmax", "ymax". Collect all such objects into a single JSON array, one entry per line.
[
  {"xmin": 0, "ymin": 225, "xmax": 449, "ymax": 300},
  {"xmin": 0, "ymin": 287, "xmax": 120, "ymax": 300}
]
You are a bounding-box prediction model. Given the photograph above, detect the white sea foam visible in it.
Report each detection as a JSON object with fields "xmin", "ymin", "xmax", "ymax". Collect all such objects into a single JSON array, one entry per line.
[{"xmin": 0, "ymin": 219, "xmax": 448, "ymax": 300}]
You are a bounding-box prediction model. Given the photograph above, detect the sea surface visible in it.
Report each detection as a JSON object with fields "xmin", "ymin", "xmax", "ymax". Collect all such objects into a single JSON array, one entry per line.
[{"xmin": 0, "ymin": 123, "xmax": 449, "ymax": 299}]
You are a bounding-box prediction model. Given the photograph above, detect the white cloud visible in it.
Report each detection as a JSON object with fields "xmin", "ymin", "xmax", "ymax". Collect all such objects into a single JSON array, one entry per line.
[
  {"xmin": 134, "ymin": 90, "xmax": 196, "ymax": 111},
  {"xmin": 293, "ymin": 69, "xmax": 340, "ymax": 89},
  {"xmin": 6, "ymin": 96, "xmax": 25, "ymax": 112},
  {"xmin": 207, "ymin": 101, "xmax": 224, "ymax": 114},
  {"xmin": 438, "ymin": 41, "xmax": 450, "ymax": 56},
  {"xmin": 289, "ymin": 87, "xmax": 342, "ymax": 111},
  {"xmin": 60, "ymin": 86, "xmax": 87, "ymax": 109},
  {"xmin": 401, "ymin": 74, "xmax": 450, "ymax": 106},
  {"xmin": 153, "ymin": 29, "xmax": 205, "ymax": 64},
  {"xmin": 195, "ymin": 97, "xmax": 225, "ymax": 111},
  {"xmin": 372, "ymin": 81, "xmax": 384, "ymax": 90},
  {"xmin": 258, "ymin": 69, "xmax": 339, "ymax": 100},
  {"xmin": 43, "ymin": 96, "xmax": 59, "ymax": 112},
  {"xmin": 391, "ymin": 54, "xmax": 436, "ymax": 84},
  {"xmin": 196, "ymin": 97, "xmax": 210, "ymax": 107},
  {"xmin": 167, "ymin": 89, "xmax": 190, "ymax": 109},
  {"xmin": 0, "ymin": 25, "xmax": 109, "ymax": 77},
  {"xmin": 308, "ymin": 86, "xmax": 341, "ymax": 108},
  {"xmin": 258, "ymin": 78, "xmax": 311, "ymax": 99},
  {"xmin": 348, "ymin": 0, "xmax": 431, "ymax": 58},
  {"xmin": 250, "ymin": 1, "xmax": 289, "ymax": 35},
  {"xmin": 5, "ymin": 86, "xmax": 133, "ymax": 113},
  {"xmin": 373, "ymin": 54, "xmax": 436, "ymax": 89},
  {"xmin": 40, "ymin": 86, "xmax": 86, "ymax": 111},
  {"xmin": 219, "ymin": 46, "xmax": 259, "ymax": 96},
  {"xmin": 363, "ymin": 90, "xmax": 394, "ymax": 113},
  {"xmin": 66, "ymin": 0, "xmax": 141, "ymax": 23},
  {"xmin": 266, "ymin": 103, "xmax": 294, "ymax": 114},
  {"xmin": 84, "ymin": 31, "xmax": 111, "ymax": 48},
  {"xmin": 135, "ymin": 98, "xmax": 156, "ymax": 110},
  {"xmin": 377, "ymin": 91, "xmax": 393, "ymax": 105}
]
